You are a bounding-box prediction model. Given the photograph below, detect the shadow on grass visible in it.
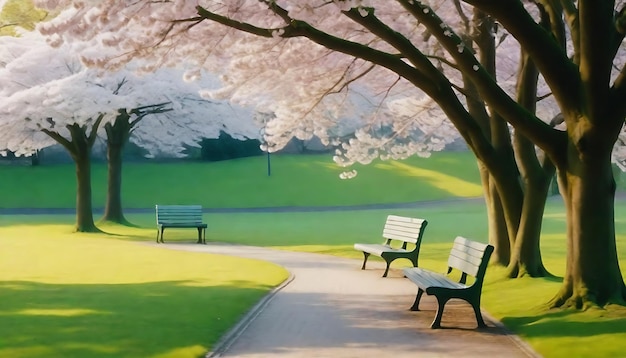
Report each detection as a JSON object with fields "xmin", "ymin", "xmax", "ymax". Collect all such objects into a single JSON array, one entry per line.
[
  {"xmin": 501, "ymin": 308, "xmax": 626, "ymax": 338},
  {"xmin": 0, "ymin": 280, "xmax": 272, "ymax": 358}
]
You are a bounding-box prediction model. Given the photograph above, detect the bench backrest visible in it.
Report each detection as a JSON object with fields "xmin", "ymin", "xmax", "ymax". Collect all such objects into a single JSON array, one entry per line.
[
  {"xmin": 447, "ymin": 236, "xmax": 494, "ymax": 286},
  {"xmin": 382, "ymin": 215, "xmax": 427, "ymax": 248},
  {"xmin": 156, "ymin": 205, "xmax": 204, "ymax": 225}
]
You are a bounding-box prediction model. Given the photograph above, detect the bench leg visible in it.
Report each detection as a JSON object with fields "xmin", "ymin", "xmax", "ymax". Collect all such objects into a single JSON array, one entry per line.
[
  {"xmin": 197, "ymin": 227, "xmax": 206, "ymax": 244},
  {"xmin": 410, "ymin": 288, "xmax": 424, "ymax": 311},
  {"xmin": 360, "ymin": 252, "xmax": 370, "ymax": 270},
  {"xmin": 472, "ymin": 301, "xmax": 487, "ymax": 328},
  {"xmin": 431, "ymin": 296, "xmax": 451, "ymax": 329},
  {"xmin": 159, "ymin": 228, "xmax": 165, "ymax": 243},
  {"xmin": 382, "ymin": 261, "xmax": 391, "ymax": 277},
  {"xmin": 156, "ymin": 229, "xmax": 160, "ymax": 243},
  {"xmin": 196, "ymin": 227, "xmax": 204, "ymax": 244}
]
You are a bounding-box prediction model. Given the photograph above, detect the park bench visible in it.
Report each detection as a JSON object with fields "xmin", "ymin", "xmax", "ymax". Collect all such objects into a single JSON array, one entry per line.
[
  {"xmin": 403, "ymin": 236, "xmax": 493, "ymax": 329},
  {"xmin": 155, "ymin": 205, "xmax": 207, "ymax": 244},
  {"xmin": 353, "ymin": 215, "xmax": 428, "ymax": 277}
]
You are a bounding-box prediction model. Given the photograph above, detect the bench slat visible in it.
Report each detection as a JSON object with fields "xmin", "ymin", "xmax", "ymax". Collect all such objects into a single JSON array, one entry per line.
[
  {"xmin": 384, "ymin": 224, "xmax": 424, "ymax": 234},
  {"xmin": 382, "ymin": 231, "xmax": 419, "ymax": 243},
  {"xmin": 404, "ymin": 267, "xmax": 466, "ymax": 290},
  {"xmin": 385, "ymin": 220, "xmax": 425, "ymax": 230}
]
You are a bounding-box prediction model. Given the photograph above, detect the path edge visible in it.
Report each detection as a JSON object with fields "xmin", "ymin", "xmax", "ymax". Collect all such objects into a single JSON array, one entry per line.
[
  {"xmin": 482, "ymin": 310, "xmax": 542, "ymax": 358},
  {"xmin": 205, "ymin": 271, "xmax": 296, "ymax": 358}
]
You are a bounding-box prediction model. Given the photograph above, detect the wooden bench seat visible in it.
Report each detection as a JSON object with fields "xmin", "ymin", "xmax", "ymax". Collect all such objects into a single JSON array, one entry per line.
[
  {"xmin": 354, "ymin": 215, "xmax": 427, "ymax": 277},
  {"xmin": 155, "ymin": 205, "xmax": 207, "ymax": 244},
  {"xmin": 403, "ymin": 236, "xmax": 493, "ymax": 329}
]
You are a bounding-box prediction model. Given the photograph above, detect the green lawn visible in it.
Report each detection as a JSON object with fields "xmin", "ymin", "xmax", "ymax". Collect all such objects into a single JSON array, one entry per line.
[
  {"xmin": 0, "ymin": 151, "xmax": 482, "ymax": 209},
  {"xmin": 0, "ymin": 223, "xmax": 288, "ymax": 358},
  {"xmin": 2, "ymin": 152, "xmax": 626, "ymax": 357}
]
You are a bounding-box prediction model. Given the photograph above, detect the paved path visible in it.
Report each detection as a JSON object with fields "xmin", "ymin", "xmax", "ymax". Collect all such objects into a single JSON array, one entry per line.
[{"xmin": 152, "ymin": 243, "xmax": 540, "ymax": 358}]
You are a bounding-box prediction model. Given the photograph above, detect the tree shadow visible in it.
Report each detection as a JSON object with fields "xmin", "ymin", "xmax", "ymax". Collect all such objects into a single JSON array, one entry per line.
[{"xmin": 0, "ymin": 280, "xmax": 271, "ymax": 357}]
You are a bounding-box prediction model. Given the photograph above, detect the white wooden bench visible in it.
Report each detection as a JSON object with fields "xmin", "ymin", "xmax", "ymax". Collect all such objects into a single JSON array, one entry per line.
[
  {"xmin": 155, "ymin": 205, "xmax": 207, "ymax": 244},
  {"xmin": 403, "ymin": 236, "xmax": 494, "ymax": 329},
  {"xmin": 353, "ymin": 215, "xmax": 428, "ymax": 277}
]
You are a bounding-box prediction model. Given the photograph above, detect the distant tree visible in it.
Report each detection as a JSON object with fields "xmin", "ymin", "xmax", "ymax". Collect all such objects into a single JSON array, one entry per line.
[{"xmin": 0, "ymin": 31, "xmax": 259, "ymax": 228}]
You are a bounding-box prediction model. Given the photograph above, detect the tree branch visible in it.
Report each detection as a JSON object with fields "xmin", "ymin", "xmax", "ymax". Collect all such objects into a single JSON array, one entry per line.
[
  {"xmin": 194, "ymin": 5, "xmax": 440, "ymax": 94},
  {"xmin": 399, "ymin": 0, "xmax": 561, "ymax": 151},
  {"xmin": 341, "ymin": 7, "xmax": 450, "ymax": 87},
  {"xmin": 463, "ymin": 0, "xmax": 580, "ymax": 113},
  {"xmin": 129, "ymin": 103, "xmax": 173, "ymax": 128},
  {"xmin": 87, "ymin": 114, "xmax": 105, "ymax": 147},
  {"xmin": 41, "ymin": 128, "xmax": 74, "ymax": 153}
]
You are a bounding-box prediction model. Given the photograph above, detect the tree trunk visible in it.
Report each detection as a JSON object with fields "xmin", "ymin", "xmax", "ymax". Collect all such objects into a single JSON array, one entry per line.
[
  {"xmin": 506, "ymin": 49, "xmax": 553, "ymax": 278},
  {"xmin": 42, "ymin": 119, "xmax": 104, "ymax": 233},
  {"xmin": 65, "ymin": 124, "xmax": 99, "ymax": 233},
  {"xmin": 507, "ymin": 167, "xmax": 552, "ymax": 277},
  {"xmin": 74, "ymin": 150, "xmax": 98, "ymax": 232},
  {"xmin": 101, "ymin": 114, "xmax": 131, "ymax": 224},
  {"xmin": 550, "ymin": 143, "xmax": 626, "ymax": 307},
  {"xmin": 478, "ymin": 163, "xmax": 510, "ymax": 265},
  {"xmin": 102, "ymin": 140, "xmax": 127, "ymax": 223}
]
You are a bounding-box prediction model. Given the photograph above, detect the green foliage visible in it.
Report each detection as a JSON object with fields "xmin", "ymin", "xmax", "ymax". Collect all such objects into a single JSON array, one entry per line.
[{"xmin": 0, "ymin": 0, "xmax": 48, "ymax": 36}]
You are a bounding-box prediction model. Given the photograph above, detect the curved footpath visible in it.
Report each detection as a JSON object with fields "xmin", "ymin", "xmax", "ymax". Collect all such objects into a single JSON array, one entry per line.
[{"xmin": 153, "ymin": 242, "xmax": 541, "ymax": 358}]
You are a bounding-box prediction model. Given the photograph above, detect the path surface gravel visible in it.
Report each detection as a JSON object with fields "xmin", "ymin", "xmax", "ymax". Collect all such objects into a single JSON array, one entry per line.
[{"xmin": 154, "ymin": 242, "xmax": 541, "ymax": 358}]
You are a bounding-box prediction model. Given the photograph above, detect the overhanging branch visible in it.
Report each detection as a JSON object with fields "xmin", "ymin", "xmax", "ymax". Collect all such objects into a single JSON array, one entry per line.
[{"xmin": 463, "ymin": 0, "xmax": 580, "ymax": 112}]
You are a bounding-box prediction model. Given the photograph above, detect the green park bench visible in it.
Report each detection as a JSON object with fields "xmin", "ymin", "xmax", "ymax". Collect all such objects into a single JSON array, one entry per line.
[
  {"xmin": 353, "ymin": 215, "xmax": 428, "ymax": 277},
  {"xmin": 155, "ymin": 205, "xmax": 207, "ymax": 244},
  {"xmin": 403, "ymin": 236, "xmax": 494, "ymax": 329}
]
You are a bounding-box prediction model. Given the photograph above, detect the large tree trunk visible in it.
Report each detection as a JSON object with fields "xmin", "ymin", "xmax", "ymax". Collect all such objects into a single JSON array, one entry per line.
[
  {"xmin": 550, "ymin": 140, "xmax": 626, "ymax": 307},
  {"xmin": 101, "ymin": 115, "xmax": 131, "ymax": 224}
]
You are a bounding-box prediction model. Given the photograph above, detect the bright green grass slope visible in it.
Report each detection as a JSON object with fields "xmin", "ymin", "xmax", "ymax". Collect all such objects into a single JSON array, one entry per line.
[
  {"xmin": 0, "ymin": 151, "xmax": 482, "ymax": 209},
  {"xmin": 0, "ymin": 223, "xmax": 288, "ymax": 358}
]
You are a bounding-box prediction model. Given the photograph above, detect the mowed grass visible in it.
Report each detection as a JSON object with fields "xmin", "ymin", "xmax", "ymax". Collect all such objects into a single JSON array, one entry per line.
[
  {"xmin": 0, "ymin": 151, "xmax": 482, "ymax": 209},
  {"xmin": 3, "ymin": 151, "xmax": 626, "ymax": 357},
  {"xmin": 0, "ymin": 222, "xmax": 288, "ymax": 358}
]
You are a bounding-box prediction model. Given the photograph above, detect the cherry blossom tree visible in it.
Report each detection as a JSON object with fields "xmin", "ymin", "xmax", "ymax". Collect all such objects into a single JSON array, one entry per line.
[
  {"xmin": 33, "ymin": 1, "xmax": 626, "ymax": 308},
  {"xmin": 30, "ymin": 0, "xmax": 560, "ymax": 276},
  {"xmin": 0, "ymin": 31, "xmax": 259, "ymax": 228},
  {"xmin": 0, "ymin": 35, "xmax": 125, "ymax": 231},
  {"xmin": 100, "ymin": 68, "xmax": 258, "ymax": 224}
]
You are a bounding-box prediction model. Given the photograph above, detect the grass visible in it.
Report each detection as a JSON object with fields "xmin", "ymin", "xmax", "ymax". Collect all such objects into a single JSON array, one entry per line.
[
  {"xmin": 0, "ymin": 151, "xmax": 482, "ymax": 209},
  {"xmin": 0, "ymin": 223, "xmax": 288, "ymax": 358},
  {"xmin": 2, "ymin": 151, "xmax": 626, "ymax": 357}
]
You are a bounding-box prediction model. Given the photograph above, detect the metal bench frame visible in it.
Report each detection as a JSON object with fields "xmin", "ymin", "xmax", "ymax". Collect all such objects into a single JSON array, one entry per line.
[
  {"xmin": 354, "ymin": 215, "xmax": 428, "ymax": 277},
  {"xmin": 403, "ymin": 236, "xmax": 494, "ymax": 329},
  {"xmin": 155, "ymin": 205, "xmax": 207, "ymax": 244}
]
